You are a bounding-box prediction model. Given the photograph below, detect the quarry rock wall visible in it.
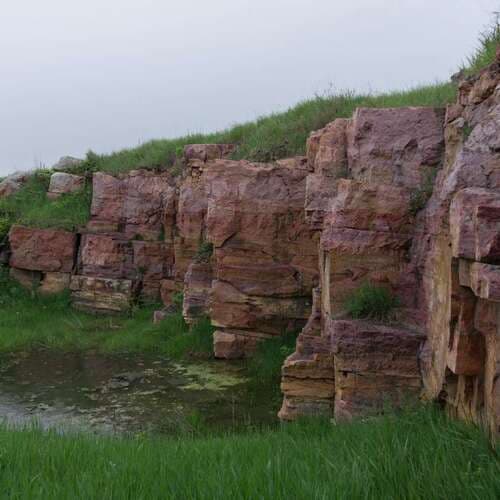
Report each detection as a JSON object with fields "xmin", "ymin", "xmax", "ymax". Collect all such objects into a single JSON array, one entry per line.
[{"xmin": 3, "ymin": 53, "xmax": 499, "ymax": 438}]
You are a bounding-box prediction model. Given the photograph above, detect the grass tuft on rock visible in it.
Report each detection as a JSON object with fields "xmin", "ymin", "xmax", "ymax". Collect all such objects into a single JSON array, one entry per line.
[{"xmin": 345, "ymin": 282, "xmax": 399, "ymax": 321}]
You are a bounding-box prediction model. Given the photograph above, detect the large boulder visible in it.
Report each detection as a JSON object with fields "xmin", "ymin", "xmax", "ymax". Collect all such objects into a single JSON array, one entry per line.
[
  {"xmin": 51, "ymin": 156, "xmax": 84, "ymax": 172},
  {"xmin": 47, "ymin": 172, "xmax": 85, "ymax": 199},
  {"xmin": 0, "ymin": 172, "xmax": 31, "ymax": 198},
  {"xmin": 9, "ymin": 225, "xmax": 76, "ymax": 273}
]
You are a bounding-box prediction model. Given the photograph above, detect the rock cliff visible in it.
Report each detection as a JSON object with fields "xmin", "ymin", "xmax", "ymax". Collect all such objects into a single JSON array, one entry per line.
[{"xmin": 2, "ymin": 52, "xmax": 499, "ymax": 439}]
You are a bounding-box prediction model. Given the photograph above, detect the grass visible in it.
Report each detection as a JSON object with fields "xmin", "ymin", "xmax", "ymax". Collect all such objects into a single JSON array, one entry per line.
[
  {"xmin": 2, "ymin": 22, "xmax": 499, "ymax": 235},
  {"xmin": 344, "ymin": 282, "xmax": 399, "ymax": 321},
  {"xmin": 0, "ymin": 84, "xmax": 456, "ymax": 236},
  {"xmin": 0, "ymin": 170, "xmax": 92, "ymax": 237},
  {"xmin": 463, "ymin": 16, "xmax": 500, "ymax": 76},
  {"xmin": 0, "ymin": 407, "xmax": 496, "ymax": 499},
  {"xmin": 0, "ymin": 267, "xmax": 214, "ymax": 357},
  {"xmin": 245, "ymin": 332, "xmax": 297, "ymax": 402}
]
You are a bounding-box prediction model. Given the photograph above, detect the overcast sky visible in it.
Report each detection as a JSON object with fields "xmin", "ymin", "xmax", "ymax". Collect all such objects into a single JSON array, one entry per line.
[{"xmin": 1, "ymin": 0, "xmax": 498, "ymax": 175}]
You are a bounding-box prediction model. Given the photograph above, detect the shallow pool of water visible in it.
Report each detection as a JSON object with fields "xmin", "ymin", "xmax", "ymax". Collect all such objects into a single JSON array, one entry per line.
[{"xmin": 0, "ymin": 351, "xmax": 278, "ymax": 435}]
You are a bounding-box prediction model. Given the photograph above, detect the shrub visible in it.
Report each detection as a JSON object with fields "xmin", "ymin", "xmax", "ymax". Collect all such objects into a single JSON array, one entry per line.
[{"xmin": 344, "ymin": 282, "xmax": 399, "ymax": 321}]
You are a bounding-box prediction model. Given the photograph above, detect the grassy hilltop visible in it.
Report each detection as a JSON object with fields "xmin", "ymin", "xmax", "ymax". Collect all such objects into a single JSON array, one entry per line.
[{"xmin": 1, "ymin": 22, "xmax": 499, "ymax": 237}]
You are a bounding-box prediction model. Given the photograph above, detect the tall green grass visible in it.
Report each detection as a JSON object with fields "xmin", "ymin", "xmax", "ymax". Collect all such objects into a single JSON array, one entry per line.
[
  {"xmin": 463, "ymin": 16, "xmax": 500, "ymax": 75},
  {"xmin": 245, "ymin": 332, "xmax": 297, "ymax": 403},
  {"xmin": 0, "ymin": 268, "xmax": 213, "ymax": 357},
  {"xmin": 0, "ymin": 407, "xmax": 497, "ymax": 499}
]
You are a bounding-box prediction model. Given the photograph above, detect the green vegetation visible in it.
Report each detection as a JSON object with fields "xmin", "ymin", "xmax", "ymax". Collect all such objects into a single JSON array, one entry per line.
[
  {"xmin": 246, "ymin": 332, "xmax": 297, "ymax": 401},
  {"xmin": 194, "ymin": 240, "xmax": 214, "ymax": 263},
  {"xmin": 2, "ymin": 22, "xmax": 500, "ymax": 235},
  {"xmin": 463, "ymin": 16, "xmax": 500, "ymax": 76},
  {"xmin": 0, "ymin": 170, "xmax": 92, "ymax": 235},
  {"xmin": 0, "ymin": 407, "xmax": 496, "ymax": 499},
  {"xmin": 0, "ymin": 268, "xmax": 213, "ymax": 357},
  {"xmin": 344, "ymin": 282, "xmax": 399, "ymax": 321},
  {"xmin": 409, "ymin": 168, "xmax": 438, "ymax": 215}
]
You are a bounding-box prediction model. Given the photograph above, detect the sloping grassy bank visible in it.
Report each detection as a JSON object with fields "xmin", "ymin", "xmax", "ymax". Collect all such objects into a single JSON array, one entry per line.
[
  {"xmin": 0, "ymin": 407, "xmax": 497, "ymax": 499},
  {"xmin": 0, "ymin": 268, "xmax": 213, "ymax": 358},
  {"xmin": 1, "ymin": 23, "xmax": 499, "ymax": 235},
  {"xmin": 0, "ymin": 83, "xmax": 455, "ymax": 236}
]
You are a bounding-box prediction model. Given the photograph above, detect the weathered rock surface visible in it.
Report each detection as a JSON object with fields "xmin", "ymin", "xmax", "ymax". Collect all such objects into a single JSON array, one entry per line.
[
  {"xmin": 347, "ymin": 107, "xmax": 445, "ymax": 188},
  {"xmin": 70, "ymin": 169, "xmax": 177, "ymax": 312},
  {"xmin": 279, "ymin": 54, "xmax": 500, "ymax": 440},
  {"xmin": 0, "ymin": 172, "xmax": 31, "ymax": 198},
  {"xmin": 51, "ymin": 156, "xmax": 84, "ymax": 172},
  {"xmin": 330, "ymin": 320, "xmax": 424, "ymax": 420},
  {"xmin": 201, "ymin": 159, "xmax": 318, "ymax": 357},
  {"xmin": 70, "ymin": 276, "xmax": 134, "ymax": 313},
  {"xmin": 183, "ymin": 260, "xmax": 213, "ymax": 324},
  {"xmin": 9, "ymin": 225, "xmax": 76, "ymax": 273},
  {"xmin": 47, "ymin": 172, "xmax": 85, "ymax": 199},
  {"xmin": 281, "ymin": 101, "xmax": 447, "ymax": 422}
]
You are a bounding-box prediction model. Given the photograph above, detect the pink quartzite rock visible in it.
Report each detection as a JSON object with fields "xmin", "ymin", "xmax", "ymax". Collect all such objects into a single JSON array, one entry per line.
[
  {"xmin": 183, "ymin": 260, "xmax": 213, "ymax": 324},
  {"xmin": 280, "ymin": 104, "xmax": 446, "ymax": 422},
  {"xmin": 0, "ymin": 172, "xmax": 31, "ymax": 198},
  {"xmin": 9, "ymin": 225, "xmax": 76, "ymax": 273},
  {"xmin": 90, "ymin": 171, "xmax": 176, "ymax": 241},
  {"xmin": 47, "ymin": 172, "xmax": 85, "ymax": 199},
  {"xmin": 450, "ymin": 188, "xmax": 500, "ymax": 262},
  {"xmin": 80, "ymin": 234, "xmax": 133, "ymax": 279},
  {"xmin": 347, "ymin": 107, "xmax": 445, "ymax": 189},
  {"xmin": 70, "ymin": 275, "xmax": 134, "ymax": 313},
  {"xmin": 469, "ymin": 263, "xmax": 500, "ymax": 302},
  {"xmin": 183, "ymin": 144, "xmax": 235, "ymax": 164},
  {"xmin": 327, "ymin": 179, "xmax": 413, "ymax": 233},
  {"xmin": 279, "ymin": 334, "xmax": 334, "ymax": 420},
  {"xmin": 183, "ymin": 158, "xmax": 318, "ymax": 357},
  {"xmin": 306, "ymin": 119, "xmax": 348, "ymax": 176},
  {"xmin": 330, "ymin": 320, "xmax": 424, "ymax": 420}
]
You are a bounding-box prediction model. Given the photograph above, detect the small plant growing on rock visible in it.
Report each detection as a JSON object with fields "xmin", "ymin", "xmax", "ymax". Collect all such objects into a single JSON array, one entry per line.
[
  {"xmin": 462, "ymin": 122, "xmax": 474, "ymax": 140},
  {"xmin": 344, "ymin": 282, "xmax": 399, "ymax": 321},
  {"xmin": 194, "ymin": 241, "xmax": 213, "ymax": 263},
  {"xmin": 409, "ymin": 168, "xmax": 437, "ymax": 215},
  {"xmin": 172, "ymin": 292, "xmax": 184, "ymax": 311},
  {"xmin": 0, "ymin": 216, "xmax": 10, "ymax": 243}
]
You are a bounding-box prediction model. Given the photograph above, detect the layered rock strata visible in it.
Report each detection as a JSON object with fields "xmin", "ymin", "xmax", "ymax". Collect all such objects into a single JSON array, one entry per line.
[
  {"xmin": 280, "ymin": 104, "xmax": 445, "ymax": 421},
  {"xmin": 280, "ymin": 52, "xmax": 500, "ymax": 440},
  {"xmin": 3, "ymin": 54, "xmax": 499, "ymax": 439}
]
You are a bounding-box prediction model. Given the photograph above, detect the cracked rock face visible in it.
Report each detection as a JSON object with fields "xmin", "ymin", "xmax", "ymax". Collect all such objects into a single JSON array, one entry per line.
[
  {"xmin": 4, "ymin": 54, "xmax": 500, "ymax": 438},
  {"xmin": 178, "ymin": 158, "xmax": 318, "ymax": 357},
  {"xmin": 281, "ymin": 53, "xmax": 500, "ymax": 440},
  {"xmin": 280, "ymin": 104, "xmax": 445, "ymax": 421}
]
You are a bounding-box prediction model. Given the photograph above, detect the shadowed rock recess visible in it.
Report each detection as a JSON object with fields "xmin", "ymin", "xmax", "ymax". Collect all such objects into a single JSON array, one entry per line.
[{"xmin": 3, "ymin": 54, "xmax": 500, "ymax": 439}]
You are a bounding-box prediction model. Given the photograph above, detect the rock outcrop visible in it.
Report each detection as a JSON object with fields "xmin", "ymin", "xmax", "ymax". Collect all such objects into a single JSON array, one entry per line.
[
  {"xmin": 0, "ymin": 172, "xmax": 31, "ymax": 198},
  {"xmin": 280, "ymin": 104, "xmax": 445, "ymax": 421},
  {"xmin": 280, "ymin": 51, "xmax": 500, "ymax": 440},
  {"xmin": 3, "ymin": 51, "xmax": 499, "ymax": 439},
  {"xmin": 8, "ymin": 225, "xmax": 77, "ymax": 293},
  {"xmin": 71, "ymin": 170, "xmax": 177, "ymax": 312},
  {"xmin": 47, "ymin": 172, "xmax": 85, "ymax": 199}
]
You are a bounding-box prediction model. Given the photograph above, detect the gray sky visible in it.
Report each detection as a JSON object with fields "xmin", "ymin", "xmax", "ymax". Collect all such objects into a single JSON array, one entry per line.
[{"xmin": 1, "ymin": 0, "xmax": 498, "ymax": 175}]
